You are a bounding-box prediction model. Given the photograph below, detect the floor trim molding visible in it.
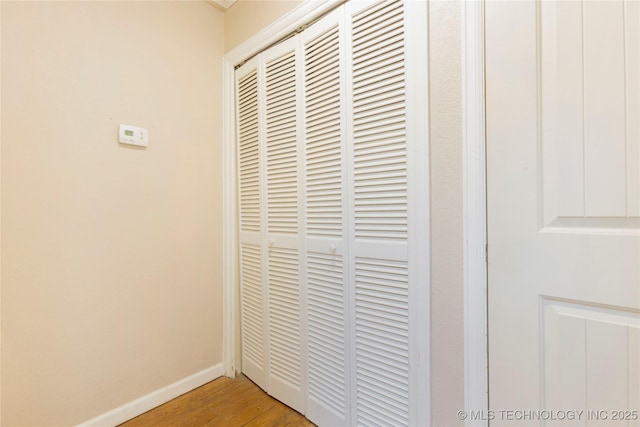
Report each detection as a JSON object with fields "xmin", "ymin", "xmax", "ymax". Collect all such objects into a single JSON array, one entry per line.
[{"xmin": 77, "ymin": 363, "xmax": 225, "ymax": 427}]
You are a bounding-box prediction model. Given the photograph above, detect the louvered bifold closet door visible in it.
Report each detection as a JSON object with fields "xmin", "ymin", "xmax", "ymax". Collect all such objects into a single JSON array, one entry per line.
[
  {"xmin": 302, "ymin": 7, "xmax": 350, "ymax": 427},
  {"xmin": 262, "ymin": 36, "xmax": 307, "ymax": 414},
  {"xmin": 345, "ymin": 1, "xmax": 429, "ymax": 426},
  {"xmin": 235, "ymin": 57, "xmax": 268, "ymax": 391},
  {"xmin": 236, "ymin": 1, "xmax": 428, "ymax": 424}
]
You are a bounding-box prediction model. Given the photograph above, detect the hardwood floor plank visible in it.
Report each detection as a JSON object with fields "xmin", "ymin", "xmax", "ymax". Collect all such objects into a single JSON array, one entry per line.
[
  {"xmin": 119, "ymin": 375, "xmax": 315, "ymax": 427},
  {"xmin": 242, "ymin": 399, "xmax": 312, "ymax": 427}
]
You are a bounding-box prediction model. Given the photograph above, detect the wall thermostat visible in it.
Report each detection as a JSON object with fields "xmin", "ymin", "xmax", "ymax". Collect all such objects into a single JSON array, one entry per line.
[{"xmin": 119, "ymin": 124, "xmax": 149, "ymax": 147}]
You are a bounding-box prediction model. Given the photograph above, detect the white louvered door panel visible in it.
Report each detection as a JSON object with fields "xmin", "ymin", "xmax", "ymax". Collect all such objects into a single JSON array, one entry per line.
[
  {"xmin": 236, "ymin": 58, "xmax": 268, "ymax": 391},
  {"xmin": 302, "ymin": 7, "xmax": 350, "ymax": 426},
  {"xmin": 346, "ymin": 1, "xmax": 429, "ymax": 426},
  {"xmin": 262, "ymin": 36, "xmax": 307, "ymax": 414}
]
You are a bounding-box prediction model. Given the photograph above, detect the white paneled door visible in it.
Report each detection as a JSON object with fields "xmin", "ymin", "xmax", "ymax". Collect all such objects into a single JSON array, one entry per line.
[
  {"xmin": 235, "ymin": 0, "xmax": 429, "ymax": 425},
  {"xmin": 487, "ymin": 1, "xmax": 640, "ymax": 425}
]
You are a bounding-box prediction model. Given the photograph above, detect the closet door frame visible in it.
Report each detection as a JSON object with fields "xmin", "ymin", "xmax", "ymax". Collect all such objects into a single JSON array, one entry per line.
[
  {"xmin": 462, "ymin": 1, "xmax": 489, "ymax": 425},
  {"xmin": 225, "ymin": 0, "xmax": 491, "ymax": 424}
]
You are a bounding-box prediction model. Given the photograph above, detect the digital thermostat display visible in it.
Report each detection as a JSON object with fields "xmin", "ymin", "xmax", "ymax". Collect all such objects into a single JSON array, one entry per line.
[{"xmin": 119, "ymin": 124, "xmax": 149, "ymax": 147}]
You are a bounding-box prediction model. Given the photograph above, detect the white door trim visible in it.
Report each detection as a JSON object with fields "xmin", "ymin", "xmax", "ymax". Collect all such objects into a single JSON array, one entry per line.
[
  {"xmin": 0, "ymin": 2, "xmax": 3, "ymax": 421},
  {"xmin": 462, "ymin": 1, "xmax": 488, "ymax": 426},
  {"xmin": 222, "ymin": 0, "xmax": 346, "ymax": 378}
]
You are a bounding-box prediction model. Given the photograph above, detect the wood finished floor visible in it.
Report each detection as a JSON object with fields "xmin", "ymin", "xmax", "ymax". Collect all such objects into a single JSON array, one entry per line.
[{"xmin": 119, "ymin": 374, "xmax": 316, "ymax": 427}]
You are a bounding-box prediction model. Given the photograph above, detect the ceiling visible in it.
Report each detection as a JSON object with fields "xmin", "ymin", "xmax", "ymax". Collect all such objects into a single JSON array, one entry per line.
[{"xmin": 208, "ymin": 0, "xmax": 238, "ymax": 11}]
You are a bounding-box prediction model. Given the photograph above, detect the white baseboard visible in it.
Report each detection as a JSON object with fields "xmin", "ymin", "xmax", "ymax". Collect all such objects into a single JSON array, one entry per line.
[{"xmin": 77, "ymin": 363, "xmax": 225, "ymax": 427}]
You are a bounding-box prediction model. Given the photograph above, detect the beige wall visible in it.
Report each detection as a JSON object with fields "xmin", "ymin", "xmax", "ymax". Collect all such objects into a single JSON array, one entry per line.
[
  {"xmin": 1, "ymin": 2, "xmax": 224, "ymax": 425},
  {"xmin": 429, "ymin": 1, "xmax": 465, "ymax": 426},
  {"xmin": 0, "ymin": 2, "xmax": 3, "ymax": 423},
  {"xmin": 225, "ymin": 1, "xmax": 466, "ymax": 426}
]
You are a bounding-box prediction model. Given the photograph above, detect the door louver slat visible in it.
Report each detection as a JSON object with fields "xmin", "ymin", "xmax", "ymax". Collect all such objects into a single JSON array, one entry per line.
[
  {"xmin": 355, "ymin": 256, "xmax": 410, "ymax": 427},
  {"xmin": 238, "ymin": 70, "xmax": 261, "ymax": 234},
  {"xmin": 268, "ymin": 247, "xmax": 302, "ymax": 386},
  {"xmin": 352, "ymin": 1, "xmax": 407, "ymax": 243},
  {"xmin": 266, "ymin": 51, "xmax": 299, "ymax": 236},
  {"xmin": 240, "ymin": 243, "xmax": 264, "ymax": 367},
  {"xmin": 306, "ymin": 26, "xmax": 343, "ymax": 239},
  {"xmin": 307, "ymin": 251, "xmax": 346, "ymax": 418}
]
